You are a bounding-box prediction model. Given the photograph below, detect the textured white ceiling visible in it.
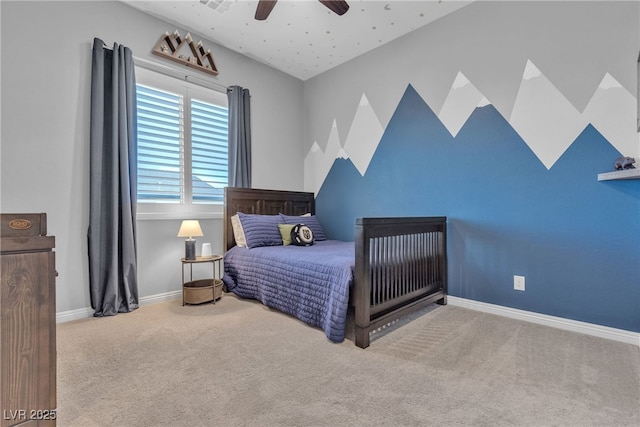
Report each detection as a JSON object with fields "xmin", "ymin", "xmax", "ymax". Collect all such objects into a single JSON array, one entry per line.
[{"xmin": 121, "ymin": 0, "xmax": 473, "ymax": 80}]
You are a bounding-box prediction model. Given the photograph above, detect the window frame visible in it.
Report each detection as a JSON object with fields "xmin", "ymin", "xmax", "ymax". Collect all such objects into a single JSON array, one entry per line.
[{"xmin": 134, "ymin": 66, "xmax": 228, "ymax": 220}]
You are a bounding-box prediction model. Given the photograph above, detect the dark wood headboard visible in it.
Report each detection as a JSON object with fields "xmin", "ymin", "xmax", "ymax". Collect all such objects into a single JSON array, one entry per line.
[{"xmin": 224, "ymin": 187, "xmax": 315, "ymax": 252}]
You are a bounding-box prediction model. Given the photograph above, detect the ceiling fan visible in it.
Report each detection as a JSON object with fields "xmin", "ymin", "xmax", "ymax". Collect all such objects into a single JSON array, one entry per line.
[{"xmin": 255, "ymin": 0, "xmax": 350, "ymax": 21}]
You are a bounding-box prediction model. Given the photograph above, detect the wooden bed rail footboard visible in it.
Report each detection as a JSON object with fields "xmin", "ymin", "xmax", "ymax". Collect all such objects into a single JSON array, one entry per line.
[{"xmin": 353, "ymin": 217, "xmax": 447, "ymax": 348}]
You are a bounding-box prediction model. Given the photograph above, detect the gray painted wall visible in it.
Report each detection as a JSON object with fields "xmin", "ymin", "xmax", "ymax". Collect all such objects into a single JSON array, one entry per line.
[
  {"xmin": 0, "ymin": 1, "xmax": 304, "ymax": 313},
  {"xmin": 304, "ymin": 0, "xmax": 639, "ymax": 155}
]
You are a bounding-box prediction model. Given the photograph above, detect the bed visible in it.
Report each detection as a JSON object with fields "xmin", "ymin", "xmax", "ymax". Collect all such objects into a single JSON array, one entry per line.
[{"xmin": 222, "ymin": 187, "xmax": 447, "ymax": 348}]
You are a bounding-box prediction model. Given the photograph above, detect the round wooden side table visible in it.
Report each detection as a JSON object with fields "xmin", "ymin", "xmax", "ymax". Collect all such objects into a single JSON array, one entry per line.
[{"xmin": 181, "ymin": 255, "xmax": 223, "ymax": 306}]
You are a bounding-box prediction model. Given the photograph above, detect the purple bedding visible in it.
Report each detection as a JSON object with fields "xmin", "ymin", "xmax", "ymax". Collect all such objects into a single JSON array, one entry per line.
[{"xmin": 222, "ymin": 240, "xmax": 354, "ymax": 342}]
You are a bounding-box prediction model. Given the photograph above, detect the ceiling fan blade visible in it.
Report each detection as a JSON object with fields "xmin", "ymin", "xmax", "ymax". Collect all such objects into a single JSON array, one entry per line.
[
  {"xmin": 255, "ymin": 0, "xmax": 277, "ymax": 20},
  {"xmin": 319, "ymin": 0, "xmax": 349, "ymax": 16}
]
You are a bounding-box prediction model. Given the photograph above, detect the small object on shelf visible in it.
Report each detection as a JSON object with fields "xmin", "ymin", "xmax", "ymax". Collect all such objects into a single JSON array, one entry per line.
[
  {"xmin": 614, "ymin": 156, "xmax": 636, "ymax": 170},
  {"xmin": 201, "ymin": 242, "xmax": 212, "ymax": 258}
]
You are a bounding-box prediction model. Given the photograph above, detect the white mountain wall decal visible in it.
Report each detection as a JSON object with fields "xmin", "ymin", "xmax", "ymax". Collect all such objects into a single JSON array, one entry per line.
[
  {"xmin": 582, "ymin": 72, "xmax": 639, "ymax": 158},
  {"xmin": 438, "ymin": 72, "xmax": 488, "ymax": 137},
  {"xmin": 305, "ymin": 60, "xmax": 639, "ymax": 188},
  {"xmin": 341, "ymin": 94, "xmax": 384, "ymax": 177}
]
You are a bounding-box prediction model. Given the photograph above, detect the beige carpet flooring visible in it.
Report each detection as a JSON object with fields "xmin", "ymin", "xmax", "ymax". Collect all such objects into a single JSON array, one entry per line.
[{"xmin": 57, "ymin": 294, "xmax": 640, "ymax": 427}]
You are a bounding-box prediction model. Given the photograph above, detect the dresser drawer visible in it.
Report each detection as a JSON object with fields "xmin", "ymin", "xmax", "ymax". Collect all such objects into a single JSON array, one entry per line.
[{"xmin": 1, "ymin": 213, "xmax": 47, "ymax": 237}]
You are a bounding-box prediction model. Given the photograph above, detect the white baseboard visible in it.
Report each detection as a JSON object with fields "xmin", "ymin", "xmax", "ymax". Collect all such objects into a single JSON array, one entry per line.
[
  {"xmin": 55, "ymin": 307, "xmax": 94, "ymax": 323},
  {"xmin": 56, "ymin": 290, "xmax": 182, "ymax": 324},
  {"xmin": 138, "ymin": 290, "xmax": 182, "ymax": 306},
  {"xmin": 448, "ymin": 296, "xmax": 640, "ymax": 347}
]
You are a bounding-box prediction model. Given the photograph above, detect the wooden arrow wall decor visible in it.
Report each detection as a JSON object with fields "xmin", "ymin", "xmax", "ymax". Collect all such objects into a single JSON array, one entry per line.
[{"xmin": 152, "ymin": 30, "xmax": 219, "ymax": 76}]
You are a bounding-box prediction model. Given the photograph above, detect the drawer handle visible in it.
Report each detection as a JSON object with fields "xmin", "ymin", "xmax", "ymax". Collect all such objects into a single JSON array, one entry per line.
[{"xmin": 9, "ymin": 219, "xmax": 32, "ymax": 230}]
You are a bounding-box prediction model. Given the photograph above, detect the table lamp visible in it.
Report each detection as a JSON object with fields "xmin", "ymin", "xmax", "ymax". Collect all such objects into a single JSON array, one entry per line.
[{"xmin": 177, "ymin": 220, "xmax": 203, "ymax": 260}]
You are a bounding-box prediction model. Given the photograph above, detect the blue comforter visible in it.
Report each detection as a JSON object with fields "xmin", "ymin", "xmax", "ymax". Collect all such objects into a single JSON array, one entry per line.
[{"xmin": 222, "ymin": 240, "xmax": 354, "ymax": 342}]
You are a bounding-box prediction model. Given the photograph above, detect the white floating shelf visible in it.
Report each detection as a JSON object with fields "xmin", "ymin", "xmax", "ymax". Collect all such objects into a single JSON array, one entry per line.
[{"xmin": 597, "ymin": 168, "xmax": 640, "ymax": 181}]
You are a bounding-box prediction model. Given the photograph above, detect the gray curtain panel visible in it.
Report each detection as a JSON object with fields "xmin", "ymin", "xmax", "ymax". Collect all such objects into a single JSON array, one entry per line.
[
  {"xmin": 227, "ymin": 86, "xmax": 252, "ymax": 188},
  {"xmin": 88, "ymin": 38, "xmax": 139, "ymax": 316}
]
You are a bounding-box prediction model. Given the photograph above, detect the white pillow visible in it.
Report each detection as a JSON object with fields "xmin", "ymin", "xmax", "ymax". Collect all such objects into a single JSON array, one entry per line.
[{"xmin": 231, "ymin": 214, "xmax": 247, "ymax": 247}]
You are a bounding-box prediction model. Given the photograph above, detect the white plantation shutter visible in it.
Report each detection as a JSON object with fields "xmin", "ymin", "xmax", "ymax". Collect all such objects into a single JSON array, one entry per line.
[
  {"xmin": 191, "ymin": 99, "xmax": 228, "ymax": 203},
  {"xmin": 134, "ymin": 70, "xmax": 228, "ymax": 209},
  {"xmin": 136, "ymin": 84, "xmax": 183, "ymax": 202}
]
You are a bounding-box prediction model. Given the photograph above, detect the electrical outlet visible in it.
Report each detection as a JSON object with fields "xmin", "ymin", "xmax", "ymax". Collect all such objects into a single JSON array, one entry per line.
[{"xmin": 514, "ymin": 275, "xmax": 525, "ymax": 291}]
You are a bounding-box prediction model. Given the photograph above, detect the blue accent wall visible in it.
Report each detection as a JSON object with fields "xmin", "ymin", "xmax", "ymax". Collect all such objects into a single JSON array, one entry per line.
[{"xmin": 316, "ymin": 84, "xmax": 640, "ymax": 332}]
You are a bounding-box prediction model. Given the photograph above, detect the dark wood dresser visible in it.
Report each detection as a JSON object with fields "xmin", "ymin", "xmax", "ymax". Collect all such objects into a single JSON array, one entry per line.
[{"xmin": 1, "ymin": 214, "xmax": 56, "ymax": 426}]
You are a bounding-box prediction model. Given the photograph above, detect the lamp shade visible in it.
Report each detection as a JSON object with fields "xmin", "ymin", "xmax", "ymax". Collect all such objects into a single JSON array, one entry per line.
[{"xmin": 177, "ymin": 220, "xmax": 204, "ymax": 240}]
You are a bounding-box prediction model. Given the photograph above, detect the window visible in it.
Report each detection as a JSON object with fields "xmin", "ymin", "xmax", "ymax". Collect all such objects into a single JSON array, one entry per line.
[{"xmin": 135, "ymin": 67, "xmax": 228, "ymax": 218}]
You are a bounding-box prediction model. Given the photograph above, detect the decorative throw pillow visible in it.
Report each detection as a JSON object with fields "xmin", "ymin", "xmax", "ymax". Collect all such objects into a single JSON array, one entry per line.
[
  {"xmin": 279, "ymin": 214, "xmax": 327, "ymax": 241},
  {"xmin": 230, "ymin": 214, "xmax": 247, "ymax": 247},
  {"xmin": 278, "ymin": 224, "xmax": 295, "ymax": 246},
  {"xmin": 237, "ymin": 212, "xmax": 283, "ymax": 248},
  {"xmin": 290, "ymin": 224, "xmax": 314, "ymax": 246}
]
